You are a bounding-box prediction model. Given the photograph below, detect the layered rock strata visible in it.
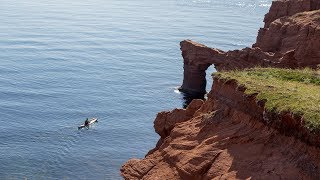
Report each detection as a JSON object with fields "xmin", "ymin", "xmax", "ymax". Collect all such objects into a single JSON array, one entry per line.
[
  {"xmin": 121, "ymin": 76, "xmax": 320, "ymax": 179},
  {"xmin": 180, "ymin": 0, "xmax": 320, "ymax": 95},
  {"xmin": 121, "ymin": 0, "xmax": 320, "ymax": 179},
  {"xmin": 264, "ymin": 0, "xmax": 320, "ymax": 28}
]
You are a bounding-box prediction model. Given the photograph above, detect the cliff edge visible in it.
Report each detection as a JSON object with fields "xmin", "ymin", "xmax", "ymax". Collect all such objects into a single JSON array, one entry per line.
[
  {"xmin": 180, "ymin": 0, "xmax": 320, "ymax": 95},
  {"xmin": 121, "ymin": 68, "xmax": 320, "ymax": 179},
  {"xmin": 121, "ymin": 0, "xmax": 320, "ymax": 179}
]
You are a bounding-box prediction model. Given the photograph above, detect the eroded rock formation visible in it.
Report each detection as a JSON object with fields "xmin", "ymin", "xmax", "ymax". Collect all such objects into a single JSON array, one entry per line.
[
  {"xmin": 121, "ymin": 0, "xmax": 320, "ymax": 179},
  {"xmin": 264, "ymin": 0, "xmax": 320, "ymax": 28},
  {"xmin": 121, "ymin": 76, "xmax": 320, "ymax": 179},
  {"xmin": 180, "ymin": 0, "xmax": 320, "ymax": 94},
  {"xmin": 180, "ymin": 40, "xmax": 278, "ymax": 94}
]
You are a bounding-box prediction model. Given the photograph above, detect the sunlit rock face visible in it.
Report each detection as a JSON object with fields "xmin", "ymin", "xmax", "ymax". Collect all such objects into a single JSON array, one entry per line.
[
  {"xmin": 263, "ymin": 0, "xmax": 320, "ymax": 28},
  {"xmin": 121, "ymin": 77, "xmax": 320, "ymax": 180},
  {"xmin": 121, "ymin": 1, "xmax": 320, "ymax": 179},
  {"xmin": 179, "ymin": 0, "xmax": 320, "ymax": 95}
]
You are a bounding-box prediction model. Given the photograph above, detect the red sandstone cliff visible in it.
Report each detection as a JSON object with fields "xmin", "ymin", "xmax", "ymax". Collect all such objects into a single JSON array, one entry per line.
[
  {"xmin": 121, "ymin": 76, "xmax": 320, "ymax": 179},
  {"xmin": 121, "ymin": 0, "xmax": 320, "ymax": 179},
  {"xmin": 263, "ymin": 0, "xmax": 320, "ymax": 28},
  {"xmin": 180, "ymin": 0, "xmax": 320, "ymax": 94}
]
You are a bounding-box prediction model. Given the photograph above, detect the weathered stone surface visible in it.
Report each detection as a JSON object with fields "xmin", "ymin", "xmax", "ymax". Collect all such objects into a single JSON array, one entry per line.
[
  {"xmin": 154, "ymin": 99, "xmax": 204, "ymax": 139},
  {"xmin": 255, "ymin": 10, "xmax": 320, "ymax": 61},
  {"xmin": 121, "ymin": 77, "xmax": 320, "ymax": 179},
  {"xmin": 180, "ymin": 7, "xmax": 320, "ymax": 94},
  {"xmin": 121, "ymin": 1, "xmax": 320, "ymax": 179},
  {"xmin": 179, "ymin": 40, "xmax": 278, "ymax": 94},
  {"xmin": 264, "ymin": 0, "xmax": 320, "ymax": 28}
]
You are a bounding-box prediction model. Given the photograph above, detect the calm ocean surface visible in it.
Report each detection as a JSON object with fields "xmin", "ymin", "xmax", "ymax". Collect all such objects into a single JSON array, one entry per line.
[{"xmin": 0, "ymin": 0, "xmax": 271, "ymax": 179}]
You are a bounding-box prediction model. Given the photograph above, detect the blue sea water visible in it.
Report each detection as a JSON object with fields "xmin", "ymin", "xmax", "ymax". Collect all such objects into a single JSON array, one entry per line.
[{"xmin": 0, "ymin": 0, "xmax": 272, "ymax": 179}]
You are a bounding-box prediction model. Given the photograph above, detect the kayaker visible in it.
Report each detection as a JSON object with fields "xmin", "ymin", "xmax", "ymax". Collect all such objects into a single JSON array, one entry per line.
[{"xmin": 84, "ymin": 118, "xmax": 89, "ymax": 126}]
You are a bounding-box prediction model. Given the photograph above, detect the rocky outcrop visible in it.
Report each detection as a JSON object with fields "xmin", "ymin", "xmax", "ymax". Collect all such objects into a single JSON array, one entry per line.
[
  {"xmin": 180, "ymin": 0, "xmax": 320, "ymax": 95},
  {"xmin": 154, "ymin": 99, "xmax": 204, "ymax": 139},
  {"xmin": 264, "ymin": 0, "xmax": 320, "ymax": 28},
  {"xmin": 121, "ymin": 76, "xmax": 320, "ymax": 179},
  {"xmin": 121, "ymin": 0, "xmax": 320, "ymax": 179},
  {"xmin": 254, "ymin": 10, "xmax": 320, "ymax": 67},
  {"xmin": 180, "ymin": 40, "xmax": 278, "ymax": 94}
]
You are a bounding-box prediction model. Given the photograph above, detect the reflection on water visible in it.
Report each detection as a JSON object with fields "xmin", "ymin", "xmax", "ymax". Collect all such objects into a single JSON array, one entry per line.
[
  {"xmin": 180, "ymin": 91, "xmax": 205, "ymax": 108},
  {"xmin": 174, "ymin": 87, "xmax": 205, "ymax": 108},
  {"xmin": 178, "ymin": 65, "xmax": 216, "ymax": 109},
  {"xmin": 0, "ymin": 0, "xmax": 272, "ymax": 178}
]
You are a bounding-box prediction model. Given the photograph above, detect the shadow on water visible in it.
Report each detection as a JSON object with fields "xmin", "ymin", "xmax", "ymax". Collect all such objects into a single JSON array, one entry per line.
[{"xmin": 180, "ymin": 91, "xmax": 205, "ymax": 109}]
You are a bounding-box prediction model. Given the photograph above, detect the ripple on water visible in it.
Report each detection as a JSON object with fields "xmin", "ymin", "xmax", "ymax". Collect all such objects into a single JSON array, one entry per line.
[{"xmin": 0, "ymin": 0, "xmax": 272, "ymax": 179}]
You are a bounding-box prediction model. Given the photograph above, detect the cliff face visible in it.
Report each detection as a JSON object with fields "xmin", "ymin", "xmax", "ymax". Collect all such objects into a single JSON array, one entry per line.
[
  {"xmin": 121, "ymin": 77, "xmax": 320, "ymax": 179},
  {"xmin": 263, "ymin": 0, "xmax": 320, "ymax": 28},
  {"xmin": 180, "ymin": 41, "xmax": 277, "ymax": 95},
  {"xmin": 121, "ymin": 0, "xmax": 320, "ymax": 179},
  {"xmin": 254, "ymin": 10, "xmax": 320, "ymax": 67},
  {"xmin": 180, "ymin": 0, "xmax": 320, "ymax": 95}
]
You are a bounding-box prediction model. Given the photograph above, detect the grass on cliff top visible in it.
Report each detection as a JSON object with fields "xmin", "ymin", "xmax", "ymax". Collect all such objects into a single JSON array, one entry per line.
[{"xmin": 214, "ymin": 68, "xmax": 320, "ymax": 131}]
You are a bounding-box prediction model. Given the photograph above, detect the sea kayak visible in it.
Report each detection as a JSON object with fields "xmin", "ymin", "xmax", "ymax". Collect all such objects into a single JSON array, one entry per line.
[{"xmin": 78, "ymin": 118, "xmax": 98, "ymax": 130}]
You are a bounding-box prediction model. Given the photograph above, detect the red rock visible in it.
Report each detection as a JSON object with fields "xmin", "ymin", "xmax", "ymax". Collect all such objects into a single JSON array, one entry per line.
[
  {"xmin": 121, "ymin": 1, "xmax": 320, "ymax": 179},
  {"xmin": 180, "ymin": 8, "xmax": 320, "ymax": 94},
  {"xmin": 154, "ymin": 99, "xmax": 204, "ymax": 139},
  {"xmin": 264, "ymin": 0, "xmax": 320, "ymax": 28},
  {"xmin": 121, "ymin": 76, "xmax": 320, "ymax": 179},
  {"xmin": 254, "ymin": 10, "xmax": 320, "ymax": 66}
]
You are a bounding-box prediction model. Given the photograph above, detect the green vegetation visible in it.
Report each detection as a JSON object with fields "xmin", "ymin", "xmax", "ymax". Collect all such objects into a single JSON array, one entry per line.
[{"xmin": 215, "ymin": 68, "xmax": 320, "ymax": 131}]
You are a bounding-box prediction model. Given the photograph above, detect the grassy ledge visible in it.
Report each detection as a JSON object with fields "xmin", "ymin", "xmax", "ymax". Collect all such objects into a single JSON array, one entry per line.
[{"xmin": 214, "ymin": 68, "xmax": 320, "ymax": 131}]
